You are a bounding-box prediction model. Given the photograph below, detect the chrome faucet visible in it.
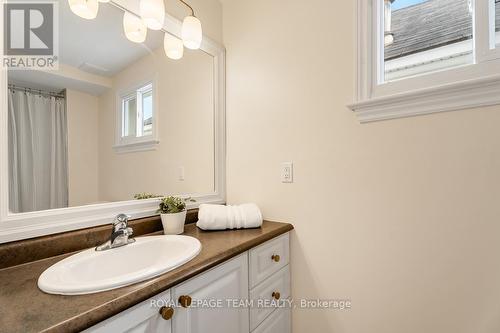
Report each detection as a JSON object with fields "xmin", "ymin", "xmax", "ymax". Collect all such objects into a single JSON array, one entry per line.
[{"xmin": 95, "ymin": 214, "xmax": 135, "ymax": 251}]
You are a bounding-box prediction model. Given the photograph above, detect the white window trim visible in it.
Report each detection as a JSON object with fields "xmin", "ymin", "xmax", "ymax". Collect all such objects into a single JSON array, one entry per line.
[
  {"xmin": 349, "ymin": 0, "xmax": 500, "ymax": 123},
  {"xmin": 113, "ymin": 79, "xmax": 159, "ymax": 153}
]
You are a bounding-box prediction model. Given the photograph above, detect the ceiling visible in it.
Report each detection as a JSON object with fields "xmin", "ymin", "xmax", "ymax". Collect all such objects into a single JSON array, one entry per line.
[
  {"xmin": 59, "ymin": 0, "xmax": 164, "ymax": 77},
  {"xmin": 9, "ymin": 1, "xmax": 166, "ymax": 95}
]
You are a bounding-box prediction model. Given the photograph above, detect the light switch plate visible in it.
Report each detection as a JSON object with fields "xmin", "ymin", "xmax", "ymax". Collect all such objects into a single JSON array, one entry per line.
[{"xmin": 281, "ymin": 162, "xmax": 293, "ymax": 183}]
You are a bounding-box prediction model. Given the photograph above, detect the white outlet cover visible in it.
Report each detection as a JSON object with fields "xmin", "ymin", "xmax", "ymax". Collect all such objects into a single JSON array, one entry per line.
[{"xmin": 281, "ymin": 162, "xmax": 293, "ymax": 183}]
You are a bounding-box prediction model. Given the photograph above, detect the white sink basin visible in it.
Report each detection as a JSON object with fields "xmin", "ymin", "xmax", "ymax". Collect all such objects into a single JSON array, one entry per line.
[{"xmin": 38, "ymin": 235, "xmax": 201, "ymax": 295}]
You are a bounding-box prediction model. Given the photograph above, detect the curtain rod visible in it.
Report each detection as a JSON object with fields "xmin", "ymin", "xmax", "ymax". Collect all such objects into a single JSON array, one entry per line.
[{"xmin": 8, "ymin": 84, "xmax": 66, "ymax": 99}]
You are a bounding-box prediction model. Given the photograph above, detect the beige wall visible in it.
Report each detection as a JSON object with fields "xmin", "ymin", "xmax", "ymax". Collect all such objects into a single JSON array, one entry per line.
[
  {"xmin": 97, "ymin": 47, "xmax": 214, "ymax": 202},
  {"xmin": 222, "ymin": 0, "xmax": 500, "ymax": 332},
  {"xmin": 66, "ymin": 89, "xmax": 100, "ymax": 206}
]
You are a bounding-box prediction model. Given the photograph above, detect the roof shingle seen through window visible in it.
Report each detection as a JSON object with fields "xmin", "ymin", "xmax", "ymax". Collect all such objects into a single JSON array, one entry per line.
[{"xmin": 385, "ymin": 0, "xmax": 500, "ymax": 61}]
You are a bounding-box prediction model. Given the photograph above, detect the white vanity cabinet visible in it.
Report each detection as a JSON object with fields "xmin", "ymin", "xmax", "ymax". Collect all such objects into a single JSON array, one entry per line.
[
  {"xmin": 85, "ymin": 290, "xmax": 173, "ymax": 333},
  {"xmin": 172, "ymin": 253, "xmax": 249, "ymax": 333},
  {"xmin": 253, "ymin": 307, "xmax": 291, "ymax": 333},
  {"xmin": 248, "ymin": 233, "xmax": 290, "ymax": 332},
  {"xmin": 85, "ymin": 233, "xmax": 290, "ymax": 333}
]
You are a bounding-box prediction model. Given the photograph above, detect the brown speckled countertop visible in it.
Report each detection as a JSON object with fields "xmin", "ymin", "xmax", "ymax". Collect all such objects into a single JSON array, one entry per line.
[{"xmin": 0, "ymin": 221, "xmax": 293, "ymax": 333}]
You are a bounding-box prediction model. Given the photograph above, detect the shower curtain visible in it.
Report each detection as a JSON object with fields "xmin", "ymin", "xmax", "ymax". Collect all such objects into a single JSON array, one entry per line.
[{"xmin": 8, "ymin": 89, "xmax": 68, "ymax": 213}]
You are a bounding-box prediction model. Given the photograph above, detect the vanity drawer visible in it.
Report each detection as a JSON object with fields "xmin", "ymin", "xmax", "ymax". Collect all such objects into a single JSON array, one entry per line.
[
  {"xmin": 252, "ymin": 306, "xmax": 291, "ymax": 333},
  {"xmin": 249, "ymin": 233, "xmax": 289, "ymax": 288},
  {"xmin": 250, "ymin": 265, "xmax": 290, "ymax": 331}
]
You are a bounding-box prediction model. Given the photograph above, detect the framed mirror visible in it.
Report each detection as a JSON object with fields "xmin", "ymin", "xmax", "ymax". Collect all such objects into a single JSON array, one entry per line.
[{"xmin": 0, "ymin": 0, "xmax": 225, "ymax": 242}]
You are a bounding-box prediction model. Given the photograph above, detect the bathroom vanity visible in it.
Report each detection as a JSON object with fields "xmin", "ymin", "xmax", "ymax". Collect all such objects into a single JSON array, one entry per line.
[
  {"xmin": 87, "ymin": 232, "xmax": 290, "ymax": 333},
  {"xmin": 0, "ymin": 221, "xmax": 293, "ymax": 333}
]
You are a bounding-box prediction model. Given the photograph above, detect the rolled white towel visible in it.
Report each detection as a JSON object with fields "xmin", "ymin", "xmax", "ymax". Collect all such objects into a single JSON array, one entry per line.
[
  {"xmin": 197, "ymin": 204, "xmax": 229, "ymax": 230},
  {"xmin": 238, "ymin": 203, "xmax": 262, "ymax": 228},
  {"xmin": 197, "ymin": 203, "xmax": 263, "ymax": 230}
]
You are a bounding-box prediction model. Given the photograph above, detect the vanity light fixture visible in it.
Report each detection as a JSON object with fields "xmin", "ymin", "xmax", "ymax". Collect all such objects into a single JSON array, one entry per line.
[
  {"xmin": 67, "ymin": 0, "xmax": 203, "ymax": 56},
  {"xmin": 123, "ymin": 12, "xmax": 147, "ymax": 43},
  {"xmin": 164, "ymin": 33, "xmax": 184, "ymax": 60},
  {"xmin": 179, "ymin": 0, "xmax": 202, "ymax": 50},
  {"xmin": 139, "ymin": 0, "xmax": 165, "ymax": 30},
  {"xmin": 68, "ymin": 0, "xmax": 99, "ymax": 20}
]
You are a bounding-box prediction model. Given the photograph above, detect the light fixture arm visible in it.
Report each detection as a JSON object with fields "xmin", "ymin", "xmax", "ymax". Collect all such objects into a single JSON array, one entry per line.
[{"xmin": 178, "ymin": 0, "xmax": 195, "ymax": 17}]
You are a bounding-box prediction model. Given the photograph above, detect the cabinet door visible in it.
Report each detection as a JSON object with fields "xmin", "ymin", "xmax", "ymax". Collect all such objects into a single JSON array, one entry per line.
[
  {"xmin": 84, "ymin": 290, "xmax": 173, "ymax": 333},
  {"xmin": 172, "ymin": 254, "xmax": 249, "ymax": 333}
]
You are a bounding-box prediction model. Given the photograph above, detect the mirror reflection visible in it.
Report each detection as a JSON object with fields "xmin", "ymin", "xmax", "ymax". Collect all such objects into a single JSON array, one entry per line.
[{"xmin": 8, "ymin": 1, "xmax": 215, "ymax": 213}]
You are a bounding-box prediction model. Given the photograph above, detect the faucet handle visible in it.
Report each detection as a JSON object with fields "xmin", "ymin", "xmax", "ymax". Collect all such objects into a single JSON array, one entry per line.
[
  {"xmin": 96, "ymin": 215, "xmax": 134, "ymax": 251},
  {"xmin": 114, "ymin": 214, "xmax": 131, "ymax": 225},
  {"xmin": 113, "ymin": 214, "xmax": 131, "ymax": 232}
]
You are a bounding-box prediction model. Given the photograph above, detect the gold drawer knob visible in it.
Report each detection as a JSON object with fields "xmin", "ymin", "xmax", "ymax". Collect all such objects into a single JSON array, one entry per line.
[
  {"xmin": 272, "ymin": 291, "xmax": 281, "ymax": 300},
  {"xmin": 159, "ymin": 306, "xmax": 174, "ymax": 320},
  {"xmin": 179, "ymin": 295, "xmax": 192, "ymax": 308},
  {"xmin": 271, "ymin": 254, "xmax": 280, "ymax": 262}
]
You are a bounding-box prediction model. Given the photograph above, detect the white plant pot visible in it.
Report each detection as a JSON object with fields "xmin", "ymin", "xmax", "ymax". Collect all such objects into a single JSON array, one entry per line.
[{"xmin": 160, "ymin": 210, "xmax": 187, "ymax": 235}]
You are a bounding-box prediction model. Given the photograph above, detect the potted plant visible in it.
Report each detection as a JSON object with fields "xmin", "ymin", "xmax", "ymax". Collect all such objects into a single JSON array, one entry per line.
[{"xmin": 157, "ymin": 196, "xmax": 187, "ymax": 235}]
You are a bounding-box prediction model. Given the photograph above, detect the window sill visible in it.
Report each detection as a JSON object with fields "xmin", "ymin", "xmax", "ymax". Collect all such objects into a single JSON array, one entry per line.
[
  {"xmin": 113, "ymin": 139, "xmax": 160, "ymax": 154},
  {"xmin": 348, "ymin": 73, "xmax": 500, "ymax": 123}
]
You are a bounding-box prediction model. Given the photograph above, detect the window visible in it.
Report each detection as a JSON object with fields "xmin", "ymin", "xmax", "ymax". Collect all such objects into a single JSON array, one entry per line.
[
  {"xmin": 115, "ymin": 81, "xmax": 158, "ymax": 152},
  {"xmin": 384, "ymin": 0, "xmax": 473, "ymax": 82},
  {"xmin": 350, "ymin": 0, "xmax": 500, "ymax": 122},
  {"xmin": 492, "ymin": 0, "xmax": 500, "ymax": 48}
]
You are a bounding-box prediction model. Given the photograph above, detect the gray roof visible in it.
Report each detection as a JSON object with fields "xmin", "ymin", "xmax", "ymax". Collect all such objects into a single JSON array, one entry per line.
[
  {"xmin": 496, "ymin": 0, "xmax": 500, "ymax": 31},
  {"xmin": 385, "ymin": 0, "xmax": 500, "ymax": 60}
]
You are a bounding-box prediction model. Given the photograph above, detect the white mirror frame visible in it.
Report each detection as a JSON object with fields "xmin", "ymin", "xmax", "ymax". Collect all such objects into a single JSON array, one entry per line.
[{"xmin": 0, "ymin": 1, "xmax": 226, "ymax": 243}]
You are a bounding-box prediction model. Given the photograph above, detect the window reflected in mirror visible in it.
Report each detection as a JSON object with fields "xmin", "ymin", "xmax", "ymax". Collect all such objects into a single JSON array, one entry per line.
[
  {"xmin": 123, "ymin": 96, "xmax": 138, "ymax": 139},
  {"xmin": 119, "ymin": 82, "xmax": 154, "ymax": 143}
]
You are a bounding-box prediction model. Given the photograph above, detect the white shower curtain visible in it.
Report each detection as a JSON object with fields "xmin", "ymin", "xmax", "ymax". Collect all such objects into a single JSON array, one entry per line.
[{"xmin": 8, "ymin": 89, "xmax": 68, "ymax": 213}]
